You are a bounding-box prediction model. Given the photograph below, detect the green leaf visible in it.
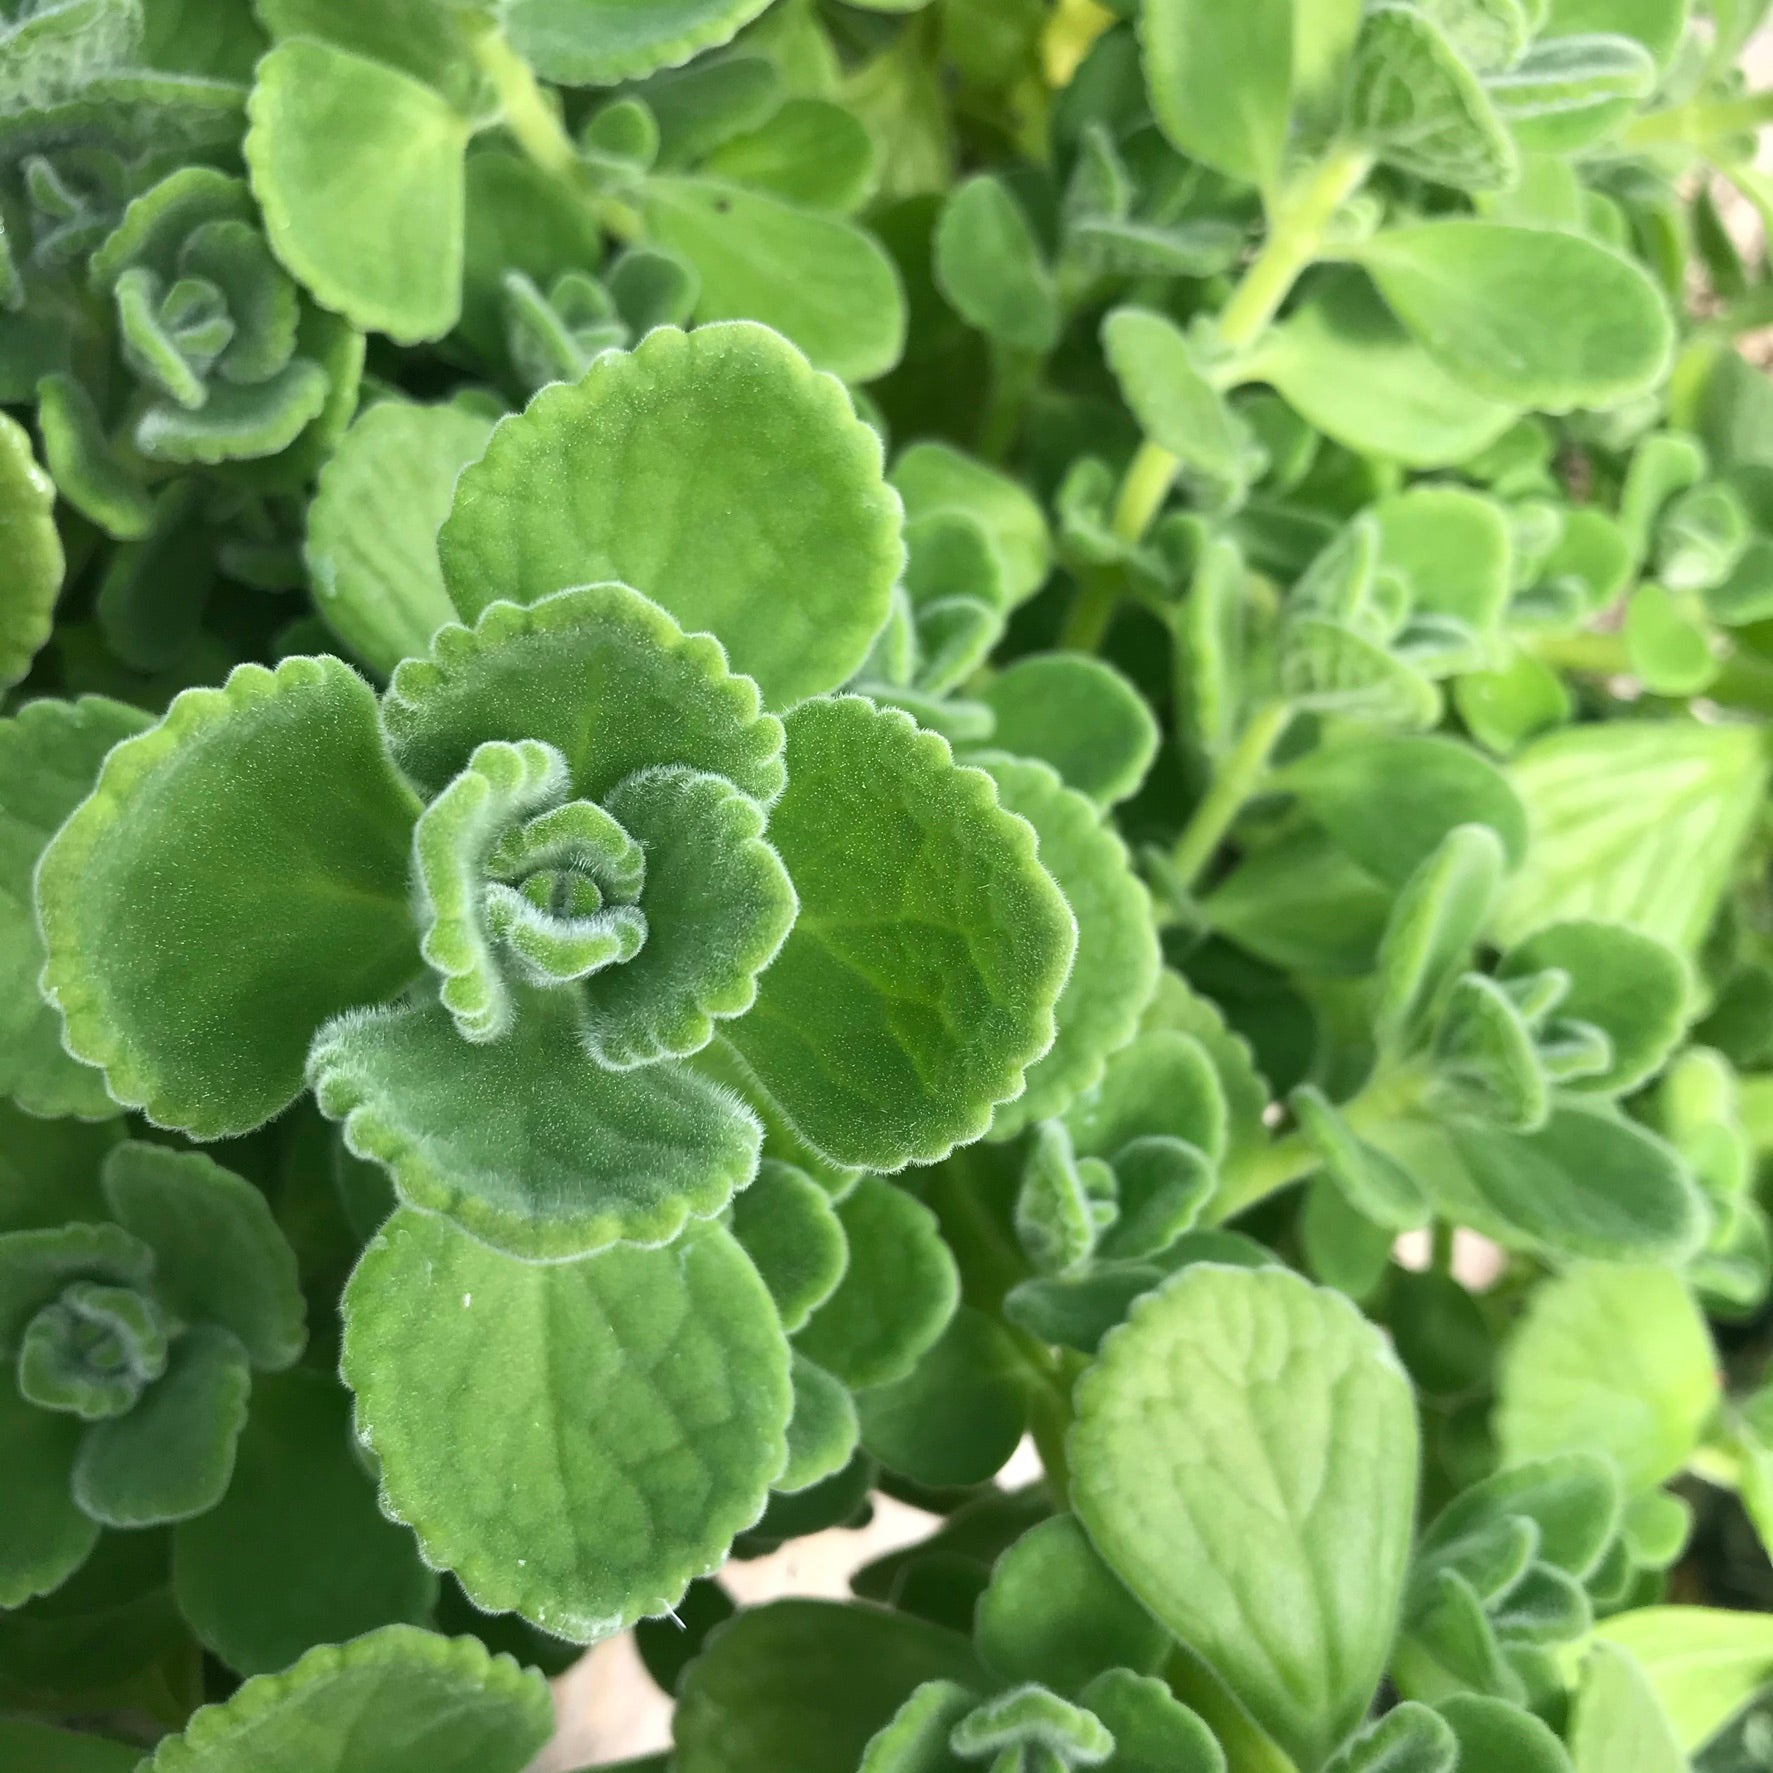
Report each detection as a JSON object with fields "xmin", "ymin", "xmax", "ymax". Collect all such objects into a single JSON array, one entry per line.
[
  {"xmin": 1373, "ymin": 486, "xmax": 1512, "ymax": 637},
  {"xmin": 1347, "ymin": 3, "xmax": 1517, "ymax": 192},
  {"xmin": 0, "ymin": 409, "xmax": 65, "ymax": 690},
  {"xmin": 675, "ymin": 1599, "xmax": 985, "ymax": 1773},
  {"xmin": 1355, "ymin": 222, "xmax": 1673, "ymax": 413},
  {"xmin": 1323, "ymin": 1702, "xmax": 1456, "ymax": 1773},
  {"xmin": 439, "ymin": 326, "xmax": 900, "ymax": 707},
  {"xmin": 1102, "ymin": 307, "xmax": 1256, "ymax": 493},
  {"xmin": 139, "ymin": 1624, "xmax": 553, "ymax": 1773},
  {"xmin": 1540, "ymin": 0, "xmax": 1688, "ymax": 65},
  {"xmin": 35, "ymin": 372, "xmax": 155, "ymax": 543},
  {"xmin": 1438, "ymin": 1696, "xmax": 1573, "ymax": 1773},
  {"xmin": 1496, "ymin": 721, "xmax": 1768, "ymax": 954},
  {"xmin": 978, "ymin": 655, "xmax": 1158, "ymax": 809},
  {"xmin": 0, "ymin": 1371, "xmax": 97, "ymax": 1606},
  {"xmin": 1624, "ymin": 584, "xmax": 1716, "ymax": 696},
  {"xmin": 1595, "ymin": 1608, "xmax": 1773, "ymax": 1752},
  {"xmin": 1570, "ymin": 1643, "xmax": 1686, "ymax": 1773},
  {"xmin": 1070, "ymin": 1265, "xmax": 1418, "ymax": 1769},
  {"xmin": 344, "ymin": 1208, "xmax": 789, "ymax": 1639},
  {"xmin": 1374, "ymin": 824, "xmax": 1505, "ymax": 1052},
  {"xmin": 36, "ymin": 657, "xmax": 421, "ymax": 1138},
  {"xmin": 0, "ymin": 697, "xmax": 148, "ymax": 1120},
  {"xmin": 1498, "ymin": 1263, "xmax": 1718, "ymax": 1491},
  {"xmin": 780, "ymin": 1351, "xmax": 860, "ymax": 1492},
  {"xmin": 0, "ymin": 1108, "xmax": 118, "ymax": 1234},
  {"xmin": 306, "ymin": 399, "xmax": 495, "ymax": 674},
  {"xmin": 796, "ymin": 1177, "xmax": 958, "ymax": 1390},
  {"xmin": 101, "ymin": 1142, "xmax": 304, "ymax": 1370},
  {"xmin": 934, "ymin": 176, "xmax": 1059, "ymax": 354},
  {"xmin": 1280, "ymin": 737, "xmax": 1527, "ymax": 888},
  {"xmin": 1372, "ymin": 1103, "xmax": 1705, "ymax": 1263},
  {"xmin": 1500, "ymin": 922, "xmax": 1690, "ymax": 1095},
  {"xmin": 730, "ymin": 1160, "xmax": 847, "ymax": 1334},
  {"xmin": 1251, "ymin": 271, "xmax": 1519, "ymax": 469},
  {"xmin": 1492, "ymin": 35, "xmax": 1659, "ymax": 154},
  {"xmin": 702, "ymin": 97, "xmax": 879, "ymax": 214},
  {"xmin": 310, "ymin": 988, "xmax": 761, "ymax": 1260},
  {"xmin": 0, "ymin": 1718, "xmax": 139, "ymax": 1771},
  {"xmin": 727, "ymin": 698, "xmax": 1074, "ymax": 1167},
  {"xmin": 644, "ymin": 183, "xmax": 905, "ymax": 383},
  {"xmin": 976, "ymin": 1515, "xmax": 1170, "ymax": 1698},
  {"xmin": 861, "ymin": 1681, "xmax": 978, "ymax": 1773},
  {"xmin": 1279, "ymin": 615, "xmax": 1441, "ymax": 728},
  {"xmin": 950, "ymin": 1686, "xmax": 1114, "ymax": 1768},
  {"xmin": 71, "ymin": 1324, "xmax": 251, "ymax": 1528},
  {"xmin": 171, "ymin": 1367, "xmax": 435, "ymax": 1676},
  {"xmin": 892, "ymin": 442, "xmax": 1051, "ymax": 608},
  {"xmin": 245, "ymin": 38, "xmax": 468, "ymax": 344},
  {"xmin": 981, "ymin": 754, "xmax": 1158, "ymax": 1139},
  {"xmin": 503, "ymin": 0, "xmax": 774, "ymax": 83},
  {"xmin": 857, "ymin": 1306, "xmax": 1028, "ymax": 1488},
  {"xmin": 1139, "ymin": 0, "xmax": 1291, "ymax": 189},
  {"xmin": 1079, "ymin": 1670, "xmax": 1223, "ymax": 1773},
  {"xmin": 1293, "ymin": 1084, "xmax": 1430, "ymax": 1231}
]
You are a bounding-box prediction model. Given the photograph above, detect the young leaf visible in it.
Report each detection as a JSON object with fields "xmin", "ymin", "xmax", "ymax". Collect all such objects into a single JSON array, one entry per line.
[
  {"xmin": 1437, "ymin": 1696, "xmax": 1574, "ymax": 1773},
  {"xmin": 644, "ymin": 182, "xmax": 906, "ymax": 383},
  {"xmin": 892, "ymin": 442, "xmax": 1052, "ymax": 608},
  {"xmin": 0, "ymin": 1373, "xmax": 98, "ymax": 1606},
  {"xmin": 36, "ymin": 657, "xmax": 421, "ymax": 1138},
  {"xmin": 795, "ymin": 1177, "xmax": 958, "ymax": 1390},
  {"xmin": 1355, "ymin": 222, "xmax": 1673, "ymax": 412},
  {"xmin": 138, "ymin": 1625, "xmax": 553, "ymax": 1773},
  {"xmin": 0, "ymin": 697, "xmax": 148, "ymax": 1120},
  {"xmin": 245, "ymin": 38, "xmax": 469, "ymax": 344},
  {"xmin": 976, "ymin": 1515, "xmax": 1170, "ymax": 1698},
  {"xmin": 729, "ymin": 1160, "xmax": 847, "ymax": 1334},
  {"xmin": 1539, "ymin": 0, "xmax": 1689, "ymax": 66},
  {"xmin": 0, "ymin": 409, "xmax": 64, "ymax": 689},
  {"xmin": 702, "ymin": 98, "xmax": 880, "ymax": 214},
  {"xmin": 1595, "ymin": 1608, "xmax": 1773, "ymax": 1752},
  {"xmin": 1080, "ymin": 1670, "xmax": 1224, "ymax": 1773},
  {"xmin": 1139, "ymin": 0, "xmax": 1292, "ymax": 190},
  {"xmin": 1102, "ymin": 307, "xmax": 1255, "ymax": 494},
  {"xmin": 1070, "ymin": 1265, "xmax": 1418, "ymax": 1769},
  {"xmin": 501, "ymin": 0, "xmax": 775, "ymax": 84},
  {"xmin": 439, "ymin": 324, "xmax": 902, "ymax": 708},
  {"xmin": 1498, "ymin": 1263, "xmax": 1718, "ymax": 1492},
  {"xmin": 1373, "ymin": 485, "xmax": 1512, "ymax": 637},
  {"xmin": 1569, "ymin": 1643, "xmax": 1686, "ymax": 1773},
  {"xmin": 171, "ymin": 1368, "xmax": 435, "ymax": 1676},
  {"xmin": 934, "ymin": 176, "xmax": 1060, "ymax": 354},
  {"xmin": 726, "ymin": 698, "xmax": 1074, "ymax": 1168},
  {"xmin": 780, "ymin": 1353, "xmax": 861, "ymax": 1493},
  {"xmin": 1491, "ymin": 35, "xmax": 1658, "ymax": 155},
  {"xmin": 343, "ymin": 1208, "xmax": 791, "ymax": 1640},
  {"xmin": 306, "ymin": 399, "xmax": 494, "ymax": 674},
  {"xmin": 1323, "ymin": 1703, "xmax": 1456, "ymax": 1773}
]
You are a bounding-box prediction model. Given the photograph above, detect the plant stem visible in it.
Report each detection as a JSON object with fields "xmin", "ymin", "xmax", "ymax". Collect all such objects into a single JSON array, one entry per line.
[
  {"xmin": 978, "ymin": 344, "xmax": 1043, "ymax": 464},
  {"xmin": 471, "ymin": 28, "xmax": 643, "ymax": 240},
  {"xmin": 1626, "ymin": 89, "xmax": 1773, "ymax": 148},
  {"xmin": 1059, "ymin": 569, "xmax": 1122, "ymax": 651},
  {"xmin": 1532, "ymin": 628, "xmax": 1773, "ymax": 717},
  {"xmin": 1430, "ymin": 1220, "xmax": 1455, "ymax": 1275},
  {"xmin": 1169, "ymin": 699, "xmax": 1293, "ymax": 888}
]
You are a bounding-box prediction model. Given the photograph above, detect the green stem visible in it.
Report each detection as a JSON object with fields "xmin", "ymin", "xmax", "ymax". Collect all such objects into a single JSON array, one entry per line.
[
  {"xmin": 1532, "ymin": 628, "xmax": 1773, "ymax": 717},
  {"xmin": 1111, "ymin": 438, "xmax": 1183, "ymax": 545},
  {"xmin": 1169, "ymin": 700, "xmax": 1293, "ymax": 889},
  {"xmin": 1626, "ymin": 89, "xmax": 1773, "ymax": 149},
  {"xmin": 978, "ymin": 344, "xmax": 1043, "ymax": 464},
  {"xmin": 470, "ymin": 28, "xmax": 642, "ymax": 240},
  {"xmin": 1016, "ymin": 1335, "xmax": 1076, "ymax": 1505},
  {"xmin": 1058, "ymin": 569, "xmax": 1122, "ymax": 653},
  {"xmin": 1430, "ymin": 1219, "xmax": 1455, "ymax": 1275}
]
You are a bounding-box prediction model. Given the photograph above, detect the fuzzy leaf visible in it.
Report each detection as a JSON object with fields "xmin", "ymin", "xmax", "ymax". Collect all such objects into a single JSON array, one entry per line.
[
  {"xmin": 1082, "ymin": 1671, "xmax": 1224, "ymax": 1773},
  {"xmin": 1139, "ymin": 0, "xmax": 1291, "ymax": 188},
  {"xmin": 309, "ymin": 990, "xmax": 761, "ymax": 1260},
  {"xmin": 1323, "ymin": 1702, "xmax": 1456, "ymax": 1773},
  {"xmin": 1595, "ymin": 1608, "xmax": 1773, "ymax": 1753},
  {"xmin": 976, "ymin": 1516, "xmax": 1170, "ymax": 1698},
  {"xmin": 934, "ymin": 176, "xmax": 1059, "ymax": 354},
  {"xmin": 779, "ymin": 1352, "xmax": 859, "ymax": 1493},
  {"xmin": 440, "ymin": 326, "xmax": 901, "ymax": 707},
  {"xmin": 503, "ymin": 0, "xmax": 774, "ymax": 84},
  {"xmin": 172, "ymin": 1368, "xmax": 435, "ymax": 1675},
  {"xmin": 1498, "ymin": 1263, "xmax": 1717, "ymax": 1492},
  {"xmin": 1373, "ymin": 485, "xmax": 1512, "ymax": 636},
  {"xmin": 0, "ymin": 409, "xmax": 65, "ymax": 690},
  {"xmin": 644, "ymin": 185, "xmax": 905, "ymax": 383},
  {"xmin": 101, "ymin": 1142, "xmax": 304, "ymax": 1370},
  {"xmin": 1102, "ymin": 307, "xmax": 1254, "ymax": 491},
  {"xmin": 892, "ymin": 443, "xmax": 1051, "ymax": 608},
  {"xmin": 675, "ymin": 1600, "xmax": 985, "ymax": 1773},
  {"xmin": 702, "ymin": 98, "xmax": 879, "ymax": 214},
  {"xmin": 306, "ymin": 399, "xmax": 494, "ymax": 674},
  {"xmin": 981, "ymin": 754, "xmax": 1157, "ymax": 1139},
  {"xmin": 246, "ymin": 38, "xmax": 468, "ymax": 344},
  {"xmin": 979, "ymin": 656, "xmax": 1158, "ymax": 808},
  {"xmin": 1569, "ymin": 1643, "xmax": 1686, "ymax": 1773},
  {"xmin": 730, "ymin": 1160, "xmax": 847, "ymax": 1334},
  {"xmin": 1492, "ymin": 35, "xmax": 1657, "ymax": 154},
  {"xmin": 71, "ymin": 1324, "xmax": 251, "ymax": 1528},
  {"xmin": 727, "ymin": 698, "xmax": 1074, "ymax": 1168},
  {"xmin": 35, "ymin": 372, "xmax": 155, "ymax": 542},
  {"xmin": 138, "ymin": 1624, "xmax": 553, "ymax": 1773},
  {"xmin": 1071, "ymin": 1266, "xmax": 1417, "ymax": 1769},
  {"xmin": 343, "ymin": 1209, "xmax": 790, "ymax": 1640},
  {"xmin": 36, "ymin": 657, "xmax": 421, "ymax": 1138},
  {"xmin": 0, "ymin": 697, "xmax": 148, "ymax": 1119},
  {"xmin": 796, "ymin": 1177, "xmax": 958, "ymax": 1390},
  {"xmin": 1356, "ymin": 222, "xmax": 1672, "ymax": 413},
  {"xmin": 0, "ymin": 1372, "xmax": 97, "ymax": 1606}
]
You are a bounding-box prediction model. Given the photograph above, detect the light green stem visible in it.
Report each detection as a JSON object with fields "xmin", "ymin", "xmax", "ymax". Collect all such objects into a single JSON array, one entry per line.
[
  {"xmin": 1169, "ymin": 700, "xmax": 1293, "ymax": 888},
  {"xmin": 1626, "ymin": 89, "xmax": 1773, "ymax": 148}
]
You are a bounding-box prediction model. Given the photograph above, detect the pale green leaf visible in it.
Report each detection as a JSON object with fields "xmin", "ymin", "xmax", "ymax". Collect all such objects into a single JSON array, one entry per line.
[
  {"xmin": 1570, "ymin": 1643, "xmax": 1687, "ymax": 1773},
  {"xmin": 1595, "ymin": 1608, "xmax": 1773, "ymax": 1752},
  {"xmin": 891, "ymin": 442, "xmax": 1050, "ymax": 607},
  {"xmin": 439, "ymin": 325, "xmax": 902, "ymax": 707},
  {"xmin": 729, "ymin": 1159, "xmax": 847, "ymax": 1334},
  {"xmin": 344, "ymin": 1209, "xmax": 790, "ymax": 1640},
  {"xmin": 1139, "ymin": 0, "xmax": 1291, "ymax": 189},
  {"xmin": 0, "ymin": 409, "xmax": 65, "ymax": 690},
  {"xmin": 979, "ymin": 655, "xmax": 1158, "ymax": 808},
  {"xmin": 702, "ymin": 97, "xmax": 879, "ymax": 214},
  {"xmin": 504, "ymin": 0, "xmax": 775, "ymax": 84},
  {"xmin": 1071, "ymin": 1265, "xmax": 1418, "ymax": 1769},
  {"xmin": 934, "ymin": 176, "xmax": 1059, "ymax": 354}
]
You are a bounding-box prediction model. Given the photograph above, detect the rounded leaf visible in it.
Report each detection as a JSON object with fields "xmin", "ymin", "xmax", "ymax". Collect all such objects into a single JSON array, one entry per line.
[
  {"xmin": 139, "ymin": 1624, "xmax": 553, "ymax": 1773},
  {"xmin": 978, "ymin": 655, "xmax": 1159, "ymax": 809},
  {"xmin": 343, "ymin": 1209, "xmax": 791, "ymax": 1640},
  {"xmin": 1070, "ymin": 1265, "xmax": 1419, "ymax": 1770},
  {"xmin": 504, "ymin": 0, "xmax": 774, "ymax": 83},
  {"xmin": 439, "ymin": 325, "xmax": 902, "ymax": 707},
  {"xmin": 36, "ymin": 657, "xmax": 422, "ymax": 1138},
  {"xmin": 0, "ymin": 409, "xmax": 65, "ymax": 690},
  {"xmin": 729, "ymin": 698, "xmax": 1074, "ymax": 1168}
]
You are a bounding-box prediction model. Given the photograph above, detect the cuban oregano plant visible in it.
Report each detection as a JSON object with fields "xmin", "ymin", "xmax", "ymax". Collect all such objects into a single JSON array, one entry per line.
[{"xmin": 6, "ymin": 0, "xmax": 1773, "ymax": 1770}]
